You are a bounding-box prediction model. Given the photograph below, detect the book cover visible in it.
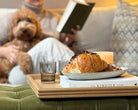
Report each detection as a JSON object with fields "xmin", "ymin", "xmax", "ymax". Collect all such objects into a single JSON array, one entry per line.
[
  {"xmin": 60, "ymin": 73, "xmax": 138, "ymax": 88},
  {"xmin": 56, "ymin": 0, "xmax": 95, "ymax": 34}
]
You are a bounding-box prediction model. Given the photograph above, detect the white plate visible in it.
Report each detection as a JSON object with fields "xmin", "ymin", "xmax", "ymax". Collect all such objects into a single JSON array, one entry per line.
[{"xmin": 62, "ymin": 67, "xmax": 127, "ymax": 80}]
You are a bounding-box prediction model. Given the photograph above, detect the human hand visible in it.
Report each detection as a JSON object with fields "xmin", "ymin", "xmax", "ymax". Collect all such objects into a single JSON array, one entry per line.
[
  {"xmin": 2, "ymin": 45, "xmax": 20, "ymax": 64},
  {"xmin": 64, "ymin": 25, "xmax": 80, "ymax": 45}
]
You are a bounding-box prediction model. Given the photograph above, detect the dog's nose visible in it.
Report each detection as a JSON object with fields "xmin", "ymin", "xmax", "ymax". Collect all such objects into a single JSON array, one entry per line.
[{"xmin": 22, "ymin": 29, "xmax": 27, "ymax": 33}]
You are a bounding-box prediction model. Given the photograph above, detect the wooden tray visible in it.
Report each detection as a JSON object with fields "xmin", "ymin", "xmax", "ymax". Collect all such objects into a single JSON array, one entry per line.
[{"xmin": 27, "ymin": 74, "xmax": 138, "ymax": 99}]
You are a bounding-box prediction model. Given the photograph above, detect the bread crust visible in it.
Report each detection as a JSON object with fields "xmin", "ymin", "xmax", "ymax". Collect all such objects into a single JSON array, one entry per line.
[{"xmin": 62, "ymin": 52, "xmax": 108, "ymax": 73}]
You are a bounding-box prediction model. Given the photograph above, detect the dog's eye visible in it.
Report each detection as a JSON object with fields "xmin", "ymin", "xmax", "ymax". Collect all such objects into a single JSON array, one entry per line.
[
  {"xmin": 27, "ymin": 18, "xmax": 32, "ymax": 23},
  {"xmin": 17, "ymin": 19, "xmax": 21, "ymax": 23}
]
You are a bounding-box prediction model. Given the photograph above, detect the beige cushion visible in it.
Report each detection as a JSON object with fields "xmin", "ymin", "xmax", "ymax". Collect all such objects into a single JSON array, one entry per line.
[
  {"xmin": 76, "ymin": 7, "xmax": 115, "ymax": 51},
  {"xmin": 41, "ymin": 8, "xmax": 116, "ymax": 51},
  {"xmin": 0, "ymin": 8, "xmax": 17, "ymax": 45},
  {"xmin": 111, "ymin": 0, "xmax": 138, "ymax": 75}
]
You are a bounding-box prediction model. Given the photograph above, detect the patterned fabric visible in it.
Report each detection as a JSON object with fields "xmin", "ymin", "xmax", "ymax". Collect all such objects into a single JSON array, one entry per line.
[{"xmin": 111, "ymin": 0, "xmax": 138, "ymax": 75}]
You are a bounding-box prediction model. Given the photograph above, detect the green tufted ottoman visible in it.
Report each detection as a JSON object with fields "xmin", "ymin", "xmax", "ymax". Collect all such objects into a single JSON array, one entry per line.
[{"xmin": 1, "ymin": 85, "xmax": 138, "ymax": 110}]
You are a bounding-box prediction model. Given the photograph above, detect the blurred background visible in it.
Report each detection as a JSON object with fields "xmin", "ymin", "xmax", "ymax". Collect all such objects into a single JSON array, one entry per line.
[{"xmin": 0, "ymin": 0, "xmax": 137, "ymax": 9}]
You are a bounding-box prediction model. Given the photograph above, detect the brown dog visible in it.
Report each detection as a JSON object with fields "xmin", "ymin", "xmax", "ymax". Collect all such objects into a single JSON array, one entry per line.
[{"xmin": 0, "ymin": 9, "xmax": 42, "ymax": 83}]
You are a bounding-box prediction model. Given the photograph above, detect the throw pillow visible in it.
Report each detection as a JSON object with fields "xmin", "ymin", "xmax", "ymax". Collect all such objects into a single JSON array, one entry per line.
[
  {"xmin": 111, "ymin": 0, "xmax": 138, "ymax": 75},
  {"xmin": 0, "ymin": 9, "xmax": 17, "ymax": 45}
]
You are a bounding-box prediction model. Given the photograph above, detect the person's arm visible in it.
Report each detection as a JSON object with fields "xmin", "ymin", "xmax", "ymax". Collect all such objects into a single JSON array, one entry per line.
[
  {"xmin": 59, "ymin": 25, "xmax": 80, "ymax": 52},
  {"xmin": 0, "ymin": 45, "xmax": 19, "ymax": 64}
]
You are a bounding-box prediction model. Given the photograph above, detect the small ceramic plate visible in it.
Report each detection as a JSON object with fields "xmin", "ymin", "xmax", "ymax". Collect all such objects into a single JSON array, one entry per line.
[{"xmin": 62, "ymin": 67, "xmax": 127, "ymax": 80}]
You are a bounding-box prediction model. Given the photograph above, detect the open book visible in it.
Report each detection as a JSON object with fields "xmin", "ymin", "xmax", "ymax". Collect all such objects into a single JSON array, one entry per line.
[
  {"xmin": 56, "ymin": 0, "xmax": 95, "ymax": 34},
  {"xmin": 60, "ymin": 73, "xmax": 138, "ymax": 88}
]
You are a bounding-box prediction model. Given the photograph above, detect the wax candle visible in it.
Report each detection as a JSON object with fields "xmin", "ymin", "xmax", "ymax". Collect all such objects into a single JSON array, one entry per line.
[{"xmin": 94, "ymin": 51, "xmax": 114, "ymax": 64}]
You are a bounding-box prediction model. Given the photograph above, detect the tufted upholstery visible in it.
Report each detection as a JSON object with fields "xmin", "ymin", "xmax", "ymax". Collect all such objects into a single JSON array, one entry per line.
[
  {"xmin": 1, "ymin": 85, "xmax": 138, "ymax": 110},
  {"xmin": 0, "ymin": 85, "xmax": 58, "ymax": 110}
]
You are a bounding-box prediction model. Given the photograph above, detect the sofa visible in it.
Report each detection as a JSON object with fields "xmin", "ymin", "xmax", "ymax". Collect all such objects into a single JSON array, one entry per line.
[
  {"xmin": 0, "ymin": 7, "xmax": 114, "ymax": 50},
  {"xmin": 0, "ymin": 0, "xmax": 138, "ymax": 109}
]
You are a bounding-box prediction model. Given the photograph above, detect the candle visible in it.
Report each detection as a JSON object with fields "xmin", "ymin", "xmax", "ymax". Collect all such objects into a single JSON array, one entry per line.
[{"xmin": 94, "ymin": 51, "xmax": 114, "ymax": 64}]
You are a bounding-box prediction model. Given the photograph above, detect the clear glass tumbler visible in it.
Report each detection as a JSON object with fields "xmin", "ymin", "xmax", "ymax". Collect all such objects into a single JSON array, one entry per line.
[
  {"xmin": 40, "ymin": 61, "xmax": 56, "ymax": 83},
  {"xmin": 58, "ymin": 60, "xmax": 69, "ymax": 75}
]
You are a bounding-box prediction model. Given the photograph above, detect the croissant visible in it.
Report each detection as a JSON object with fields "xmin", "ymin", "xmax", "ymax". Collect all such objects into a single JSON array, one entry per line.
[{"xmin": 62, "ymin": 52, "xmax": 108, "ymax": 73}]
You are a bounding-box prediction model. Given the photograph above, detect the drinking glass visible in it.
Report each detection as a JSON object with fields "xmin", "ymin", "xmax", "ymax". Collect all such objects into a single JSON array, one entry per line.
[
  {"xmin": 58, "ymin": 60, "xmax": 69, "ymax": 75},
  {"xmin": 40, "ymin": 61, "xmax": 56, "ymax": 83}
]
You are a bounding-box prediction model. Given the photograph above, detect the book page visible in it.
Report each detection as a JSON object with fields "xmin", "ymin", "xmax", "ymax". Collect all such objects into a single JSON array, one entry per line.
[
  {"xmin": 60, "ymin": 74, "xmax": 138, "ymax": 88},
  {"xmin": 75, "ymin": 0, "xmax": 86, "ymax": 3},
  {"xmin": 56, "ymin": 0, "xmax": 76, "ymax": 32},
  {"xmin": 74, "ymin": 0, "xmax": 88, "ymax": 5}
]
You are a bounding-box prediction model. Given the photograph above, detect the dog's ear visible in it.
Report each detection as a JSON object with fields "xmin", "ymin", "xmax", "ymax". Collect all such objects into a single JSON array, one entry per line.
[
  {"xmin": 8, "ymin": 17, "xmax": 16, "ymax": 41},
  {"xmin": 35, "ymin": 19, "xmax": 42, "ymax": 40},
  {"xmin": 8, "ymin": 23, "xmax": 14, "ymax": 41}
]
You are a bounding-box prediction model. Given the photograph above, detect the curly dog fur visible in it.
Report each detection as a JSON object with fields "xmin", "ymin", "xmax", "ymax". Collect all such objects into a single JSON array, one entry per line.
[{"xmin": 0, "ymin": 9, "xmax": 42, "ymax": 83}]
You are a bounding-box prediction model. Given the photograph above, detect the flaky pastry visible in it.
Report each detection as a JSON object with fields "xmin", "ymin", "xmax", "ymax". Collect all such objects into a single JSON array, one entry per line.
[{"xmin": 62, "ymin": 52, "xmax": 108, "ymax": 73}]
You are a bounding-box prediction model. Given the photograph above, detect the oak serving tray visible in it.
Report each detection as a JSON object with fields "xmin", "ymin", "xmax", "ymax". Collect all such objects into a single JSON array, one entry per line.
[{"xmin": 27, "ymin": 74, "xmax": 138, "ymax": 99}]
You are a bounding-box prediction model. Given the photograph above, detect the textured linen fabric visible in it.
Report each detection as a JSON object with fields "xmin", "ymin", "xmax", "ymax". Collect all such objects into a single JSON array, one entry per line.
[
  {"xmin": 8, "ymin": 38, "xmax": 74, "ymax": 85},
  {"xmin": 76, "ymin": 7, "xmax": 115, "ymax": 51},
  {"xmin": 111, "ymin": 0, "xmax": 138, "ymax": 75}
]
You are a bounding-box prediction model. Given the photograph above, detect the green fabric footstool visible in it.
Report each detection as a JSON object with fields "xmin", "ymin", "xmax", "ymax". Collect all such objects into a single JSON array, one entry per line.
[
  {"xmin": 0, "ymin": 85, "xmax": 138, "ymax": 110},
  {"xmin": 0, "ymin": 85, "xmax": 57, "ymax": 110}
]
